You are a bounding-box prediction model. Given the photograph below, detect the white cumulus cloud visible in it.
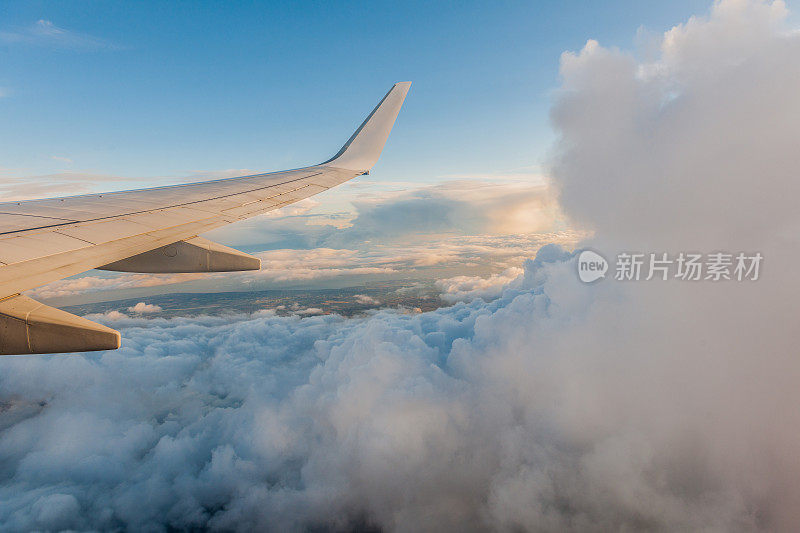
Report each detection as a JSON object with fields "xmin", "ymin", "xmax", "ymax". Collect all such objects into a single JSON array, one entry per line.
[
  {"xmin": 127, "ymin": 302, "xmax": 162, "ymax": 314},
  {"xmin": 436, "ymin": 267, "xmax": 524, "ymax": 303}
]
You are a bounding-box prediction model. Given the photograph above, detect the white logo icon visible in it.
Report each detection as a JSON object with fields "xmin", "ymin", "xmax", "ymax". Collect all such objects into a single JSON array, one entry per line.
[{"xmin": 578, "ymin": 250, "xmax": 608, "ymax": 283}]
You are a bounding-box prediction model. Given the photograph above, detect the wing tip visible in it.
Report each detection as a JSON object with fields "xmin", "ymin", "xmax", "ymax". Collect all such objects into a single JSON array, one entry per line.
[
  {"xmin": 323, "ymin": 81, "xmax": 412, "ymax": 171},
  {"xmin": 392, "ymin": 81, "xmax": 412, "ymax": 96}
]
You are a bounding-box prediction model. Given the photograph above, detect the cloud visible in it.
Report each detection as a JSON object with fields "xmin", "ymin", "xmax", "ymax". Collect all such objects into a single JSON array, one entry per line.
[
  {"xmin": 0, "ymin": 20, "xmax": 118, "ymax": 50},
  {"xmin": 98, "ymin": 310, "xmax": 127, "ymax": 321},
  {"xmin": 2, "ymin": 1, "xmax": 799, "ymax": 530},
  {"xmin": 435, "ymin": 267, "xmax": 524, "ymax": 303},
  {"xmin": 27, "ymin": 273, "xmax": 207, "ymax": 300},
  {"xmin": 49, "ymin": 155, "xmax": 73, "ymax": 165},
  {"xmin": 31, "ymin": 234, "xmax": 582, "ymax": 304},
  {"xmin": 330, "ymin": 179, "xmax": 563, "ymax": 246},
  {"xmin": 127, "ymin": 302, "xmax": 162, "ymax": 314},
  {"xmin": 296, "ymin": 307, "xmax": 324, "ymax": 316},
  {"xmin": 182, "ymin": 169, "xmax": 257, "ymax": 183},
  {"xmin": 8, "ymin": 171, "xmax": 573, "ymax": 303},
  {"xmin": 204, "ymin": 178, "xmax": 566, "ymax": 251},
  {"xmin": 0, "ymin": 171, "xmax": 144, "ymax": 201},
  {"xmin": 551, "ymin": 0, "xmax": 799, "ymax": 251},
  {"xmin": 354, "ymin": 294, "xmax": 380, "ymax": 305},
  {"xmin": 0, "ymin": 238, "xmax": 785, "ymax": 530},
  {"xmin": 261, "ymin": 198, "xmax": 321, "ymax": 218},
  {"xmin": 0, "ymin": 169, "xmax": 265, "ymax": 202},
  {"xmin": 24, "ymin": 175, "xmax": 571, "ymax": 302}
]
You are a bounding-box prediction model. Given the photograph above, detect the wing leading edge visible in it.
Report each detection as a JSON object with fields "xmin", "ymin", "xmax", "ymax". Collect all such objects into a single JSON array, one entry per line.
[{"xmin": 0, "ymin": 82, "xmax": 411, "ymax": 354}]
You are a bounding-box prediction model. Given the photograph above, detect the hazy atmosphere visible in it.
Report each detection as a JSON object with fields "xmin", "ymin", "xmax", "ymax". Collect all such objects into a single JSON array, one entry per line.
[{"xmin": 0, "ymin": 0, "xmax": 798, "ymax": 531}]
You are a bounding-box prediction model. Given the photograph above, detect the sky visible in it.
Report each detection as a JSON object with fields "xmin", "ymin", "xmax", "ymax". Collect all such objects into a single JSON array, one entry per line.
[
  {"xmin": 1, "ymin": 0, "xmax": 720, "ymax": 304},
  {"xmin": 1, "ymin": 0, "xmax": 710, "ymax": 181},
  {"xmin": 1, "ymin": 0, "xmax": 800, "ymax": 531}
]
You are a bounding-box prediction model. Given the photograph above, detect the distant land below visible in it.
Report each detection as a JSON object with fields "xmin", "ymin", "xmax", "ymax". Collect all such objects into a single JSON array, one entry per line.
[{"xmin": 62, "ymin": 280, "xmax": 446, "ymax": 319}]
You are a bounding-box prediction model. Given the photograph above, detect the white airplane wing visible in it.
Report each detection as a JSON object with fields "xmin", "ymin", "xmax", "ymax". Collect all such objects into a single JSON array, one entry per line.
[{"xmin": 0, "ymin": 82, "xmax": 411, "ymax": 354}]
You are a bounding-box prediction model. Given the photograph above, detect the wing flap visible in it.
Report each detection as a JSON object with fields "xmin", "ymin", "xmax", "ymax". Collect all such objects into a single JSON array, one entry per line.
[{"xmin": 99, "ymin": 237, "xmax": 261, "ymax": 273}]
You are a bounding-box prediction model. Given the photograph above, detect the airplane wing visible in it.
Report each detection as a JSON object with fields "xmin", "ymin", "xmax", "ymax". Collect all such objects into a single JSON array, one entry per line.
[{"xmin": 0, "ymin": 81, "xmax": 411, "ymax": 354}]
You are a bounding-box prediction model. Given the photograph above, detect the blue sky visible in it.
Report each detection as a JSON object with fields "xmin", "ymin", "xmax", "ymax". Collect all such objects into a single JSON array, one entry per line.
[{"xmin": 1, "ymin": 0, "xmax": 710, "ymax": 185}]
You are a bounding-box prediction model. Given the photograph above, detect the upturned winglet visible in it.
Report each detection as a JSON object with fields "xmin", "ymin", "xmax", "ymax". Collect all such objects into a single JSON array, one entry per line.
[{"xmin": 323, "ymin": 81, "xmax": 411, "ymax": 172}]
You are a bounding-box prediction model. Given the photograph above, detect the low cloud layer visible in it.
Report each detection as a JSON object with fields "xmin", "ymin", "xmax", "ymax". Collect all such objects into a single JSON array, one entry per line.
[
  {"xmin": 204, "ymin": 177, "xmax": 565, "ymax": 251},
  {"xmin": 30, "ymin": 232, "xmax": 579, "ymax": 304},
  {"xmin": 0, "ymin": 169, "xmax": 253, "ymax": 203},
  {"xmin": 2, "ymin": 0, "xmax": 799, "ymax": 531},
  {"xmin": 0, "ymin": 172, "xmax": 131, "ymax": 201},
  {"xmin": 23, "ymin": 176, "xmax": 575, "ymax": 304}
]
